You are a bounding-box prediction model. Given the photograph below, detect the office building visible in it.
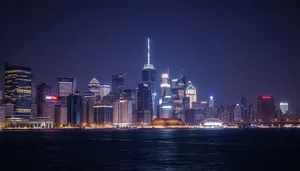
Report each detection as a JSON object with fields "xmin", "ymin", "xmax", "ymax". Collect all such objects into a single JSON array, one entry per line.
[
  {"xmin": 257, "ymin": 96, "xmax": 275, "ymax": 122},
  {"xmin": 31, "ymin": 104, "xmax": 37, "ymax": 117},
  {"xmin": 100, "ymin": 84, "xmax": 111, "ymax": 98},
  {"xmin": 55, "ymin": 106, "xmax": 67, "ymax": 125},
  {"xmin": 67, "ymin": 92, "xmax": 82, "ymax": 125},
  {"xmin": 172, "ymin": 72, "xmax": 186, "ymax": 121},
  {"xmin": 160, "ymin": 72, "xmax": 170, "ymax": 97},
  {"xmin": 94, "ymin": 105, "xmax": 113, "ymax": 124},
  {"xmin": 88, "ymin": 77, "xmax": 100, "ymax": 97},
  {"xmin": 4, "ymin": 62, "xmax": 32, "ymax": 117},
  {"xmin": 209, "ymin": 96, "xmax": 214, "ymax": 108},
  {"xmin": 36, "ymin": 83, "xmax": 51, "ymax": 117},
  {"xmin": 0, "ymin": 90, "xmax": 3, "ymax": 104},
  {"xmin": 233, "ymin": 104, "xmax": 242, "ymax": 122},
  {"xmin": 185, "ymin": 81, "xmax": 197, "ymax": 109},
  {"xmin": 123, "ymin": 89, "xmax": 137, "ymax": 122},
  {"xmin": 241, "ymin": 97, "xmax": 248, "ymax": 121},
  {"xmin": 137, "ymin": 83, "xmax": 152, "ymax": 124},
  {"xmin": 42, "ymin": 96, "xmax": 60, "ymax": 119},
  {"xmin": 58, "ymin": 77, "xmax": 76, "ymax": 97},
  {"xmin": 112, "ymin": 73, "xmax": 125, "ymax": 95},
  {"xmin": 185, "ymin": 109, "xmax": 205, "ymax": 125},
  {"xmin": 280, "ymin": 102, "xmax": 288, "ymax": 114},
  {"xmin": 113, "ymin": 100, "xmax": 133, "ymax": 126},
  {"xmin": 0, "ymin": 105, "xmax": 5, "ymax": 128},
  {"xmin": 159, "ymin": 103, "xmax": 173, "ymax": 119},
  {"xmin": 171, "ymin": 79, "xmax": 178, "ymax": 89},
  {"xmin": 142, "ymin": 38, "xmax": 156, "ymax": 119},
  {"xmin": 82, "ymin": 92, "xmax": 94, "ymax": 125}
]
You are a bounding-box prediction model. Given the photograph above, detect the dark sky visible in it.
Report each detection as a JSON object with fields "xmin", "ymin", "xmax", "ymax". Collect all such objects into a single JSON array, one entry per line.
[{"xmin": 1, "ymin": 0, "xmax": 299, "ymax": 110}]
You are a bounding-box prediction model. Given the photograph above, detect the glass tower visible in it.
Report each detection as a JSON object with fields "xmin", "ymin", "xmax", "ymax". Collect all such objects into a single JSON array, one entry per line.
[{"xmin": 4, "ymin": 62, "xmax": 32, "ymax": 117}]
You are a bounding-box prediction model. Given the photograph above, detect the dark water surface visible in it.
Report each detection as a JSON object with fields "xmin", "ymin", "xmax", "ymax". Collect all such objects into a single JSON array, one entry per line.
[{"xmin": 1, "ymin": 129, "xmax": 300, "ymax": 170}]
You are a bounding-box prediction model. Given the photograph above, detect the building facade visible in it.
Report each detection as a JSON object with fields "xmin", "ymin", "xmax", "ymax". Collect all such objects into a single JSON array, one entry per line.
[
  {"xmin": 94, "ymin": 105, "xmax": 113, "ymax": 124},
  {"xmin": 58, "ymin": 77, "xmax": 76, "ymax": 97},
  {"xmin": 280, "ymin": 102, "xmax": 288, "ymax": 114},
  {"xmin": 185, "ymin": 81, "xmax": 197, "ymax": 109},
  {"xmin": 100, "ymin": 84, "xmax": 111, "ymax": 98},
  {"xmin": 112, "ymin": 73, "xmax": 125, "ymax": 96},
  {"xmin": 137, "ymin": 83, "xmax": 152, "ymax": 124},
  {"xmin": 113, "ymin": 100, "xmax": 133, "ymax": 126},
  {"xmin": 88, "ymin": 78, "xmax": 100, "ymax": 97},
  {"xmin": 36, "ymin": 83, "xmax": 51, "ymax": 117},
  {"xmin": 4, "ymin": 62, "xmax": 32, "ymax": 117},
  {"xmin": 67, "ymin": 93, "xmax": 82, "ymax": 125},
  {"xmin": 257, "ymin": 96, "xmax": 275, "ymax": 122}
]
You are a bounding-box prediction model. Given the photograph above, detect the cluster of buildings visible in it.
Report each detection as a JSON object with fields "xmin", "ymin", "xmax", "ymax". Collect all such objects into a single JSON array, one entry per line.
[{"xmin": 0, "ymin": 38, "xmax": 299, "ymax": 129}]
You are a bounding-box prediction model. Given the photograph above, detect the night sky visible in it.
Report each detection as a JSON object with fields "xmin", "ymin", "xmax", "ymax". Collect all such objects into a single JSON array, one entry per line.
[{"xmin": 0, "ymin": 0, "xmax": 299, "ymax": 110}]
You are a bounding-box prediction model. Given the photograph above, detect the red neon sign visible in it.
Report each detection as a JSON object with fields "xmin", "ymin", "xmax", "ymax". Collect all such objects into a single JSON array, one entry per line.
[{"xmin": 261, "ymin": 96, "xmax": 272, "ymax": 99}]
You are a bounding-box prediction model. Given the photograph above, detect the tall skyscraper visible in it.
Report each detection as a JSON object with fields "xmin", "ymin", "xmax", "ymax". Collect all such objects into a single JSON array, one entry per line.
[
  {"xmin": 112, "ymin": 73, "xmax": 125, "ymax": 98},
  {"xmin": 185, "ymin": 81, "xmax": 197, "ymax": 109},
  {"xmin": 94, "ymin": 104, "xmax": 113, "ymax": 124},
  {"xmin": 142, "ymin": 38, "xmax": 156, "ymax": 119},
  {"xmin": 137, "ymin": 83, "xmax": 152, "ymax": 124},
  {"xmin": 0, "ymin": 90, "xmax": 3, "ymax": 104},
  {"xmin": 233, "ymin": 104, "xmax": 242, "ymax": 122},
  {"xmin": 88, "ymin": 77, "xmax": 100, "ymax": 97},
  {"xmin": 58, "ymin": 77, "xmax": 76, "ymax": 97},
  {"xmin": 4, "ymin": 62, "xmax": 32, "ymax": 117},
  {"xmin": 113, "ymin": 100, "xmax": 133, "ymax": 126},
  {"xmin": 257, "ymin": 96, "xmax": 275, "ymax": 122},
  {"xmin": 280, "ymin": 102, "xmax": 288, "ymax": 114},
  {"xmin": 172, "ymin": 72, "xmax": 186, "ymax": 121},
  {"xmin": 241, "ymin": 97, "xmax": 248, "ymax": 121},
  {"xmin": 42, "ymin": 95, "xmax": 60, "ymax": 119},
  {"xmin": 36, "ymin": 83, "xmax": 51, "ymax": 117},
  {"xmin": 160, "ymin": 72, "xmax": 170, "ymax": 97},
  {"xmin": 209, "ymin": 96, "xmax": 214, "ymax": 108},
  {"xmin": 100, "ymin": 84, "xmax": 111, "ymax": 98},
  {"xmin": 67, "ymin": 91, "xmax": 82, "ymax": 125}
]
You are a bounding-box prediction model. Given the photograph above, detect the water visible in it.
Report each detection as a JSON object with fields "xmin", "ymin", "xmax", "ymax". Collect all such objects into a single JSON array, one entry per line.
[{"xmin": 1, "ymin": 129, "xmax": 300, "ymax": 170}]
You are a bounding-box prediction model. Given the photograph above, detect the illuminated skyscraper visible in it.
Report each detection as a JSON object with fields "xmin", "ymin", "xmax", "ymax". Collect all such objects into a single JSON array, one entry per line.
[
  {"xmin": 88, "ymin": 77, "xmax": 100, "ymax": 97},
  {"xmin": 209, "ymin": 96, "xmax": 214, "ymax": 108},
  {"xmin": 279, "ymin": 102, "xmax": 288, "ymax": 114},
  {"xmin": 257, "ymin": 96, "xmax": 275, "ymax": 122},
  {"xmin": 67, "ymin": 91, "xmax": 82, "ymax": 125},
  {"xmin": 240, "ymin": 97, "xmax": 248, "ymax": 121},
  {"xmin": 112, "ymin": 73, "xmax": 125, "ymax": 99},
  {"xmin": 142, "ymin": 38, "xmax": 156, "ymax": 119},
  {"xmin": 4, "ymin": 62, "xmax": 32, "ymax": 117},
  {"xmin": 100, "ymin": 84, "xmax": 111, "ymax": 98},
  {"xmin": 36, "ymin": 83, "xmax": 51, "ymax": 117},
  {"xmin": 160, "ymin": 72, "xmax": 170, "ymax": 97},
  {"xmin": 185, "ymin": 81, "xmax": 197, "ymax": 109},
  {"xmin": 113, "ymin": 100, "xmax": 133, "ymax": 126},
  {"xmin": 233, "ymin": 104, "xmax": 242, "ymax": 122},
  {"xmin": 172, "ymin": 72, "xmax": 186, "ymax": 121},
  {"xmin": 58, "ymin": 77, "xmax": 76, "ymax": 97},
  {"xmin": 137, "ymin": 83, "xmax": 152, "ymax": 124}
]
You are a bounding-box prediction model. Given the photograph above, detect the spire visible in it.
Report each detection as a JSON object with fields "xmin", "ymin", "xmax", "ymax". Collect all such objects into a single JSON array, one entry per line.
[{"xmin": 147, "ymin": 38, "xmax": 150, "ymax": 65}]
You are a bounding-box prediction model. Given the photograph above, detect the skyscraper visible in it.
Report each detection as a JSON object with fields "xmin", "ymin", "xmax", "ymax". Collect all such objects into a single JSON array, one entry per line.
[
  {"xmin": 241, "ymin": 97, "xmax": 248, "ymax": 121},
  {"xmin": 4, "ymin": 62, "xmax": 32, "ymax": 117},
  {"xmin": 172, "ymin": 72, "xmax": 186, "ymax": 121},
  {"xmin": 113, "ymin": 100, "xmax": 133, "ymax": 126},
  {"xmin": 257, "ymin": 96, "xmax": 275, "ymax": 122},
  {"xmin": 160, "ymin": 72, "xmax": 170, "ymax": 97},
  {"xmin": 67, "ymin": 91, "xmax": 82, "ymax": 125},
  {"xmin": 209, "ymin": 96, "xmax": 214, "ymax": 108},
  {"xmin": 233, "ymin": 104, "xmax": 242, "ymax": 122},
  {"xmin": 142, "ymin": 38, "xmax": 156, "ymax": 119},
  {"xmin": 88, "ymin": 77, "xmax": 100, "ymax": 97},
  {"xmin": 137, "ymin": 83, "xmax": 152, "ymax": 124},
  {"xmin": 112, "ymin": 73, "xmax": 125, "ymax": 97},
  {"xmin": 280, "ymin": 102, "xmax": 288, "ymax": 114},
  {"xmin": 185, "ymin": 81, "xmax": 197, "ymax": 109},
  {"xmin": 58, "ymin": 77, "xmax": 76, "ymax": 97},
  {"xmin": 94, "ymin": 105, "xmax": 113, "ymax": 125},
  {"xmin": 100, "ymin": 84, "xmax": 111, "ymax": 98},
  {"xmin": 36, "ymin": 83, "xmax": 51, "ymax": 117}
]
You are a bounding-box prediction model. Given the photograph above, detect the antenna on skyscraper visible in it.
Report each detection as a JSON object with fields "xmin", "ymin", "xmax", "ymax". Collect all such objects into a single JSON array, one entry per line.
[{"xmin": 147, "ymin": 38, "xmax": 150, "ymax": 65}]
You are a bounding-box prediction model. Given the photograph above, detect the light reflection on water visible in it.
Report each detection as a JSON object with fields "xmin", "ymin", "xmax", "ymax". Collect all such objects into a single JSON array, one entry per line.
[{"xmin": 1, "ymin": 129, "xmax": 300, "ymax": 170}]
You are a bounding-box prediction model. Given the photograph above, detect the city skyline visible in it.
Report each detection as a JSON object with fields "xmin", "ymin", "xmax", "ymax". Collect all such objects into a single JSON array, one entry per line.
[{"xmin": 0, "ymin": 0, "xmax": 299, "ymax": 109}]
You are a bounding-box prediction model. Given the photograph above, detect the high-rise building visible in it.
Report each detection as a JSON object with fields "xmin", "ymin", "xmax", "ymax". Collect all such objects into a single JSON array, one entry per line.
[
  {"xmin": 142, "ymin": 38, "xmax": 156, "ymax": 119},
  {"xmin": 233, "ymin": 104, "xmax": 242, "ymax": 122},
  {"xmin": 67, "ymin": 92, "xmax": 82, "ymax": 125},
  {"xmin": 171, "ymin": 79, "xmax": 178, "ymax": 89},
  {"xmin": 112, "ymin": 73, "xmax": 125, "ymax": 95},
  {"xmin": 55, "ymin": 106, "xmax": 67, "ymax": 125},
  {"xmin": 100, "ymin": 84, "xmax": 111, "ymax": 98},
  {"xmin": 172, "ymin": 73, "xmax": 186, "ymax": 121},
  {"xmin": 160, "ymin": 72, "xmax": 170, "ymax": 97},
  {"xmin": 0, "ymin": 105, "xmax": 6, "ymax": 128},
  {"xmin": 280, "ymin": 102, "xmax": 288, "ymax": 114},
  {"xmin": 42, "ymin": 96, "xmax": 60, "ymax": 119},
  {"xmin": 36, "ymin": 83, "xmax": 51, "ymax": 117},
  {"xmin": 58, "ymin": 77, "xmax": 76, "ymax": 97},
  {"xmin": 240, "ymin": 97, "xmax": 248, "ymax": 121},
  {"xmin": 113, "ymin": 100, "xmax": 133, "ymax": 126},
  {"xmin": 4, "ymin": 62, "xmax": 32, "ymax": 117},
  {"xmin": 137, "ymin": 83, "xmax": 152, "ymax": 124},
  {"xmin": 88, "ymin": 78, "xmax": 100, "ymax": 97},
  {"xmin": 0, "ymin": 90, "xmax": 3, "ymax": 104},
  {"xmin": 209, "ymin": 96, "xmax": 214, "ymax": 108},
  {"xmin": 82, "ymin": 92, "xmax": 94, "ymax": 125},
  {"xmin": 257, "ymin": 96, "xmax": 275, "ymax": 122},
  {"xmin": 94, "ymin": 105, "xmax": 113, "ymax": 124},
  {"xmin": 185, "ymin": 81, "xmax": 197, "ymax": 109}
]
